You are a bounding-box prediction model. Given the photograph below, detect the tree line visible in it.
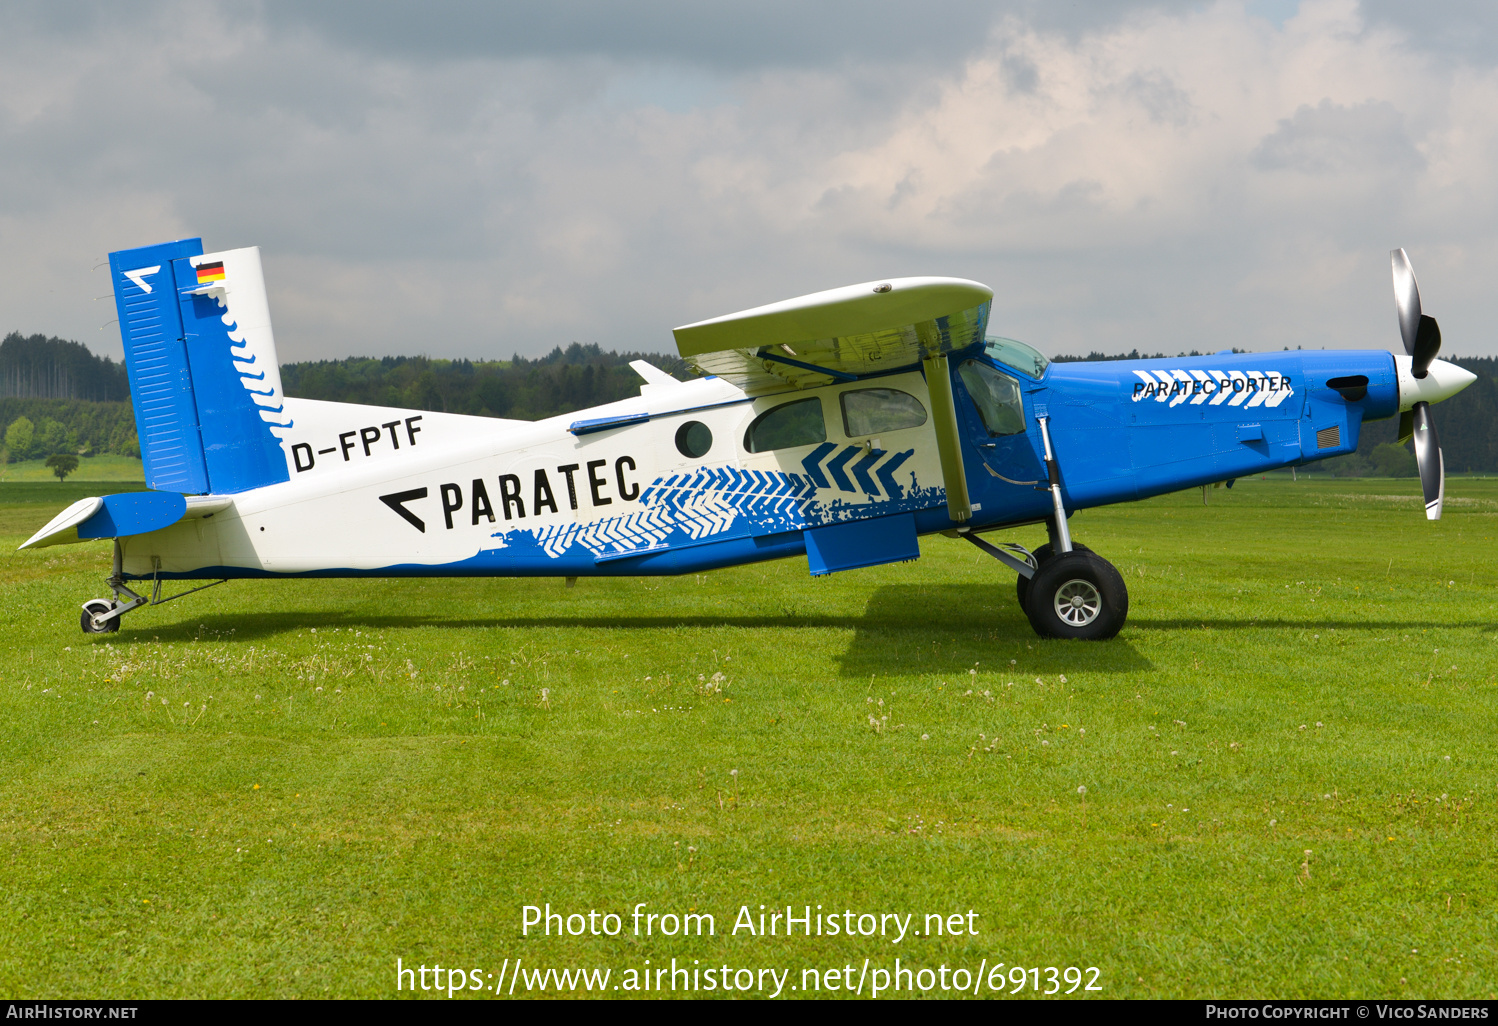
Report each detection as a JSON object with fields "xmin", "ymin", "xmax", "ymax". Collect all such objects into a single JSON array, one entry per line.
[
  {"xmin": 0, "ymin": 332, "xmax": 129, "ymax": 401},
  {"xmin": 1, "ymin": 332, "xmax": 1496, "ymax": 475},
  {"xmin": 278, "ymin": 343, "xmax": 693, "ymax": 420}
]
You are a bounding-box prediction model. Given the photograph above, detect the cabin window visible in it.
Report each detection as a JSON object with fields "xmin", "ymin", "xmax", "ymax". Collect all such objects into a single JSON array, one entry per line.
[
  {"xmin": 958, "ymin": 360, "xmax": 1027, "ymax": 436},
  {"xmin": 840, "ymin": 388, "xmax": 928, "ymax": 438},
  {"xmin": 743, "ymin": 397, "xmax": 826, "ymax": 453},
  {"xmin": 675, "ymin": 421, "xmax": 713, "ymax": 458}
]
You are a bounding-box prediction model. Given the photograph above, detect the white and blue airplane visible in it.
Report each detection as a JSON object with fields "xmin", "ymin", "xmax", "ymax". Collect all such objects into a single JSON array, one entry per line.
[{"xmin": 21, "ymin": 239, "xmax": 1476, "ymax": 639}]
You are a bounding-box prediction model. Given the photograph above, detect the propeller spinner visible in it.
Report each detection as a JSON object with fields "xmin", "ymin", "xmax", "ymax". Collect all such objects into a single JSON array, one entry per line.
[{"xmin": 1391, "ymin": 248, "xmax": 1446, "ymax": 520}]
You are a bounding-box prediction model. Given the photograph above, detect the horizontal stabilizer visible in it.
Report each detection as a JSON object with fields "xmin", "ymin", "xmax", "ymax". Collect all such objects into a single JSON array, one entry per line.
[
  {"xmin": 673, "ymin": 277, "xmax": 992, "ymax": 393},
  {"xmin": 18, "ymin": 492, "xmax": 232, "ymax": 549},
  {"xmin": 629, "ymin": 359, "xmax": 680, "ymax": 387}
]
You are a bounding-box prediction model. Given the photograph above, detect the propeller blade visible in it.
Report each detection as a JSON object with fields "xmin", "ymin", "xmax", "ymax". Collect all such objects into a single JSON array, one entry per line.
[
  {"xmin": 1413, "ymin": 313, "xmax": 1441, "ymax": 379},
  {"xmin": 1396, "ymin": 409, "xmax": 1414, "ymax": 445},
  {"xmin": 1410, "ymin": 400, "xmax": 1444, "ymax": 520},
  {"xmin": 1391, "ymin": 248, "xmax": 1441, "ymax": 378},
  {"xmin": 1391, "ymin": 248, "xmax": 1421, "ymax": 354}
]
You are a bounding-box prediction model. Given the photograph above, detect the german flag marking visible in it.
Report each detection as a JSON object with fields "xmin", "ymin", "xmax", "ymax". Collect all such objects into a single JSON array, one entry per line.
[{"xmin": 195, "ymin": 261, "xmax": 225, "ymax": 284}]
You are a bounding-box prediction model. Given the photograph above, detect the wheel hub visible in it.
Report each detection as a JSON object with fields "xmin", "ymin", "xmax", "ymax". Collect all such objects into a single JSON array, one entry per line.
[{"xmin": 1052, "ymin": 579, "xmax": 1101, "ymax": 627}]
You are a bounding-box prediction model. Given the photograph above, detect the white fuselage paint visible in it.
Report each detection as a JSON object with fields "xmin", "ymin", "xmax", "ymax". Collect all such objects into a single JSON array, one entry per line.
[{"xmin": 120, "ymin": 370, "xmax": 948, "ymax": 577}]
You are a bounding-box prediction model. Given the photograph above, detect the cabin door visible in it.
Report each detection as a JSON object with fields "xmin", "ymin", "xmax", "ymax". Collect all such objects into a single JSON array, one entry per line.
[{"xmin": 949, "ymin": 356, "xmax": 1049, "ymax": 518}]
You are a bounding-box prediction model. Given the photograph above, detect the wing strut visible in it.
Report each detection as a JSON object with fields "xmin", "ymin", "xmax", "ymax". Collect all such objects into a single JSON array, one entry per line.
[{"xmin": 922, "ymin": 353, "xmax": 972, "ymax": 523}]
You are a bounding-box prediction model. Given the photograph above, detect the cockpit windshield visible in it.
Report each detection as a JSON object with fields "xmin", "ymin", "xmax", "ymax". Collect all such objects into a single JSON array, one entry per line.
[{"xmin": 983, "ymin": 337, "xmax": 1049, "ymax": 380}]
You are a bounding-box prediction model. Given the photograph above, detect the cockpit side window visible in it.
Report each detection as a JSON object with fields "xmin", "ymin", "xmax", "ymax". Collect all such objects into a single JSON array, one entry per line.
[
  {"xmin": 983, "ymin": 336, "xmax": 1049, "ymax": 379},
  {"xmin": 743, "ymin": 397, "xmax": 827, "ymax": 453},
  {"xmin": 958, "ymin": 360, "xmax": 1027, "ymax": 436}
]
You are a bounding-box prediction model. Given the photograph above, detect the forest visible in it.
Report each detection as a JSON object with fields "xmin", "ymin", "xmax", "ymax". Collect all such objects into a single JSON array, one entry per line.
[{"xmin": 2, "ymin": 332, "xmax": 1494, "ymax": 475}]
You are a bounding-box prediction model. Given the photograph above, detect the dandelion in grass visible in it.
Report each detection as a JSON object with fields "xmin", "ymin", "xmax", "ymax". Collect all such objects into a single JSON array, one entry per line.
[{"xmin": 922, "ymin": 734, "xmax": 930, "ymax": 741}]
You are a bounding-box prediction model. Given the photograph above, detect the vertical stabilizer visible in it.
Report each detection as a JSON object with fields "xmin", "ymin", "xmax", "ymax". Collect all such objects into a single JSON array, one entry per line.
[{"xmin": 108, "ymin": 240, "xmax": 292, "ymax": 494}]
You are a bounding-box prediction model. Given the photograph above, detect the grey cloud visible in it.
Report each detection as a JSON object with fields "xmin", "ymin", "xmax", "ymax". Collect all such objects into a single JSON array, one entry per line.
[
  {"xmin": 1357, "ymin": 0, "xmax": 1498, "ymax": 64},
  {"xmin": 2, "ymin": 0, "xmax": 1498, "ymax": 367},
  {"xmin": 1122, "ymin": 71, "xmax": 1193, "ymax": 127},
  {"xmin": 260, "ymin": 1, "xmax": 1207, "ymax": 68},
  {"xmin": 1251, "ymin": 99, "xmax": 1424, "ymax": 175}
]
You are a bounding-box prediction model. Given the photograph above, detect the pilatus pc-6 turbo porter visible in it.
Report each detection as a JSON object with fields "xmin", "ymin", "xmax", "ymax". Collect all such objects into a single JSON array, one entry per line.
[{"xmin": 22, "ymin": 238, "xmax": 1476, "ymax": 640}]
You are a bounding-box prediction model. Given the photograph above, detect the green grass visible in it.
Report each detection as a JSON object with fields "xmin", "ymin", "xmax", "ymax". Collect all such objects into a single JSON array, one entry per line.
[
  {"xmin": 1, "ymin": 474, "xmax": 1496, "ymax": 999},
  {"xmin": 0, "ymin": 454, "xmax": 145, "ymax": 483}
]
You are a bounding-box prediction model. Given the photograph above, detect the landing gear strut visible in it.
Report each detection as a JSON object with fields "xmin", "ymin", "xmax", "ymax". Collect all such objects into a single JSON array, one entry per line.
[
  {"xmin": 959, "ymin": 414, "xmax": 1129, "ymax": 640},
  {"xmin": 79, "ymin": 543, "xmax": 228, "ymax": 634},
  {"xmin": 80, "ymin": 541, "xmax": 148, "ymax": 634}
]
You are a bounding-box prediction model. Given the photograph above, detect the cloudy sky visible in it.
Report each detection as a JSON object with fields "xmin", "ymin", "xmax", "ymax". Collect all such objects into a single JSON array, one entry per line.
[{"xmin": 3, "ymin": 0, "xmax": 1498, "ymax": 363}]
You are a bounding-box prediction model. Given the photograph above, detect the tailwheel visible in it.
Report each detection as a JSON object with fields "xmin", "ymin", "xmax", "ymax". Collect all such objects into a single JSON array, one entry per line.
[
  {"xmin": 1014, "ymin": 542, "xmax": 1090, "ymax": 608},
  {"xmin": 80, "ymin": 600, "xmax": 121, "ymax": 635},
  {"xmin": 1023, "ymin": 550, "xmax": 1128, "ymax": 641}
]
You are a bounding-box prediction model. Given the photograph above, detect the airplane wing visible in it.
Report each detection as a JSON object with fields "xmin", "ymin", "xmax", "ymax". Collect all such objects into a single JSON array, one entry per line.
[{"xmin": 673, "ymin": 276, "xmax": 992, "ymax": 393}]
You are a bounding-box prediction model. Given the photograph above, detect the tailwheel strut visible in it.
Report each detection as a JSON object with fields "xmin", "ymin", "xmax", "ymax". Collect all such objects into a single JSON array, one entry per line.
[{"xmin": 80, "ymin": 543, "xmax": 228, "ymax": 634}]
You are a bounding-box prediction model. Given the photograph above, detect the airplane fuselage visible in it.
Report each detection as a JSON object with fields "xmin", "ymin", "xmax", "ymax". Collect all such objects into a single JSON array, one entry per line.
[{"xmin": 120, "ymin": 342, "xmax": 1432, "ymax": 582}]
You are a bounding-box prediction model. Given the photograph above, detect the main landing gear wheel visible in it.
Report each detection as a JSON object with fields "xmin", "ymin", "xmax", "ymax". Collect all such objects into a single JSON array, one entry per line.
[
  {"xmin": 1023, "ymin": 551, "xmax": 1128, "ymax": 641},
  {"xmin": 1014, "ymin": 542, "xmax": 1091, "ymax": 608},
  {"xmin": 80, "ymin": 600, "xmax": 120, "ymax": 635}
]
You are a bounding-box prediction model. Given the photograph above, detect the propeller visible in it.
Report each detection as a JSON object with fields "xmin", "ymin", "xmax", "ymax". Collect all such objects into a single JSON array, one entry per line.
[
  {"xmin": 1391, "ymin": 248, "xmax": 1444, "ymax": 520},
  {"xmin": 1392, "ymin": 248, "xmax": 1442, "ymax": 379}
]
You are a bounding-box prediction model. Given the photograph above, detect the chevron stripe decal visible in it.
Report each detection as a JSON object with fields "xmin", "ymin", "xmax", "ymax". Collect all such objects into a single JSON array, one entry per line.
[
  {"xmin": 874, "ymin": 449, "xmax": 913, "ymax": 498},
  {"xmin": 825, "ymin": 446, "xmax": 859, "ymax": 491},
  {"xmin": 1131, "ymin": 368, "xmax": 1295, "ymax": 408},
  {"xmin": 851, "ymin": 448, "xmax": 884, "ymax": 496},
  {"xmin": 490, "ymin": 442, "xmax": 938, "ymax": 564},
  {"xmin": 801, "ymin": 442, "xmax": 836, "ymax": 488}
]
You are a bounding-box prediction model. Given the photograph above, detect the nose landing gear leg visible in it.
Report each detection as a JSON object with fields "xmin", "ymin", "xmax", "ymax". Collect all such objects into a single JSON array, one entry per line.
[{"xmin": 1021, "ymin": 417, "xmax": 1128, "ymax": 639}]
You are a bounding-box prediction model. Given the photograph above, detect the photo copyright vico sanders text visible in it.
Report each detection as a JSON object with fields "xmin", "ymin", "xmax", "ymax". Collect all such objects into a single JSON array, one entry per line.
[{"xmin": 393, "ymin": 903, "xmax": 1104, "ymax": 997}]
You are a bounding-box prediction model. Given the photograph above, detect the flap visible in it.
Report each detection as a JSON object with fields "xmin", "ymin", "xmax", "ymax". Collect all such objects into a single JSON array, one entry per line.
[{"xmin": 673, "ymin": 276, "xmax": 992, "ymax": 394}]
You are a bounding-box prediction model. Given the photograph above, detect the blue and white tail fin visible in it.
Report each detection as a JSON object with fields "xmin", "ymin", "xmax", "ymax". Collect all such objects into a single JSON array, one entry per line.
[{"xmin": 108, "ymin": 238, "xmax": 293, "ymax": 494}]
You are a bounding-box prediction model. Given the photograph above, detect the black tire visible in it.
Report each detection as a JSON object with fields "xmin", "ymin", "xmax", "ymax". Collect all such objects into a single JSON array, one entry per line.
[
  {"xmin": 1023, "ymin": 551, "xmax": 1128, "ymax": 640},
  {"xmin": 1014, "ymin": 542, "xmax": 1091, "ymax": 608},
  {"xmin": 80, "ymin": 600, "xmax": 120, "ymax": 635}
]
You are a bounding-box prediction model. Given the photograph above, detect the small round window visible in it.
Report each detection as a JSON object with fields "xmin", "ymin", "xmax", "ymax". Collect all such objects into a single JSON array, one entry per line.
[{"xmin": 675, "ymin": 421, "xmax": 713, "ymax": 458}]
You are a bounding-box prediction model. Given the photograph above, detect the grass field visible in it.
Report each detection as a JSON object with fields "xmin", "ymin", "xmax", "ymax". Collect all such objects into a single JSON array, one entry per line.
[
  {"xmin": 0, "ymin": 474, "xmax": 1495, "ymax": 999},
  {"xmin": 0, "ymin": 454, "xmax": 145, "ymax": 483}
]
